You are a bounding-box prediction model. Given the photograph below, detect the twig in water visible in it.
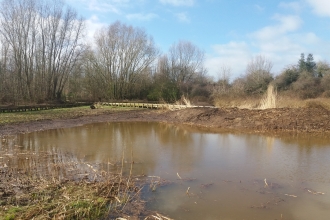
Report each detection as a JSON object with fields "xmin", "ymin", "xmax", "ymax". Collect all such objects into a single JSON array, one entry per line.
[
  {"xmin": 307, "ymin": 189, "xmax": 325, "ymax": 195},
  {"xmin": 151, "ymin": 215, "xmax": 162, "ymax": 220},
  {"xmin": 264, "ymin": 178, "xmax": 268, "ymax": 188},
  {"xmin": 284, "ymin": 194, "xmax": 297, "ymax": 198},
  {"xmin": 156, "ymin": 213, "xmax": 174, "ymax": 220},
  {"xmin": 186, "ymin": 187, "xmax": 190, "ymax": 197},
  {"xmin": 177, "ymin": 172, "xmax": 182, "ymax": 180}
]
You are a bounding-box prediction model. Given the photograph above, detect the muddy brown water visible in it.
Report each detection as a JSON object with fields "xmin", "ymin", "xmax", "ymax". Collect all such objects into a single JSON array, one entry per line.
[{"xmin": 1, "ymin": 122, "xmax": 330, "ymax": 220}]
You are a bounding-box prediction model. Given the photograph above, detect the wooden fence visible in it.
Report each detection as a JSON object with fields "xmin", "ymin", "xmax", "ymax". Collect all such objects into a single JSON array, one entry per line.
[
  {"xmin": 101, "ymin": 102, "xmax": 190, "ymax": 110},
  {"xmin": 0, "ymin": 102, "xmax": 92, "ymax": 113},
  {"xmin": 0, "ymin": 102, "xmax": 213, "ymax": 113}
]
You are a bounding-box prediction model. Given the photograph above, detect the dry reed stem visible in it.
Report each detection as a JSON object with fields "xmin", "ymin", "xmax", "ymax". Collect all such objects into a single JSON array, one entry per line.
[
  {"xmin": 259, "ymin": 85, "xmax": 277, "ymax": 109},
  {"xmin": 264, "ymin": 178, "xmax": 268, "ymax": 188},
  {"xmin": 284, "ymin": 194, "xmax": 297, "ymax": 198},
  {"xmin": 0, "ymin": 149, "xmax": 148, "ymax": 219},
  {"xmin": 181, "ymin": 95, "xmax": 192, "ymax": 107}
]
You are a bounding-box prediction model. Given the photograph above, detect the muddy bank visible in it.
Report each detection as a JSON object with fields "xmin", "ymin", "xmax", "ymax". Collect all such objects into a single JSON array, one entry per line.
[{"xmin": 0, "ymin": 106, "xmax": 330, "ymax": 136}]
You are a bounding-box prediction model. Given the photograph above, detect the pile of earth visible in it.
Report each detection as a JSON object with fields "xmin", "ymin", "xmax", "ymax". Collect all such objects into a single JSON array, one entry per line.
[{"xmin": 0, "ymin": 106, "xmax": 329, "ymax": 136}]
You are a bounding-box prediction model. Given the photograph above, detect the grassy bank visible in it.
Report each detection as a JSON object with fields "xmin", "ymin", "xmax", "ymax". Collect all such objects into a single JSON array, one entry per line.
[
  {"xmin": 0, "ymin": 143, "xmax": 164, "ymax": 220},
  {"xmin": 0, "ymin": 105, "xmax": 137, "ymax": 126}
]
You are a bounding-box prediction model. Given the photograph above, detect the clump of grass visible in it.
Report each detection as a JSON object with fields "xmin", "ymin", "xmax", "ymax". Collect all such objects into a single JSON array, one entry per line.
[
  {"xmin": 0, "ymin": 148, "xmax": 144, "ymax": 220},
  {"xmin": 181, "ymin": 95, "xmax": 192, "ymax": 107},
  {"xmin": 304, "ymin": 98, "xmax": 330, "ymax": 110},
  {"xmin": 174, "ymin": 95, "xmax": 192, "ymax": 107},
  {"xmin": 213, "ymin": 95, "xmax": 261, "ymax": 109},
  {"xmin": 259, "ymin": 84, "xmax": 277, "ymax": 109}
]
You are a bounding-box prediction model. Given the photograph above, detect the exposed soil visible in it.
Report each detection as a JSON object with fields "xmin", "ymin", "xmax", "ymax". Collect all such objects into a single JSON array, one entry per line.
[{"xmin": 1, "ymin": 106, "xmax": 330, "ymax": 136}]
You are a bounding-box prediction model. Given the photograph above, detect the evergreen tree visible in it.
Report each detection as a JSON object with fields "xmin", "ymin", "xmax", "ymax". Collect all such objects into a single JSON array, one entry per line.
[
  {"xmin": 298, "ymin": 53, "xmax": 306, "ymax": 72},
  {"xmin": 306, "ymin": 53, "xmax": 316, "ymax": 75}
]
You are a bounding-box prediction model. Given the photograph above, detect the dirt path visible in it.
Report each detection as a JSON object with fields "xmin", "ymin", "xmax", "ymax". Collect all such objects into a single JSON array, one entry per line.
[{"xmin": 1, "ymin": 106, "xmax": 330, "ymax": 136}]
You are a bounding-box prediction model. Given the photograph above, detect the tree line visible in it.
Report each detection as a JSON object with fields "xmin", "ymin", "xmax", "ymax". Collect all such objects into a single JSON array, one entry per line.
[
  {"xmin": 0, "ymin": 0, "xmax": 329, "ymax": 106},
  {"xmin": 0, "ymin": 0, "xmax": 207, "ymax": 105},
  {"xmin": 214, "ymin": 53, "xmax": 330, "ymax": 101}
]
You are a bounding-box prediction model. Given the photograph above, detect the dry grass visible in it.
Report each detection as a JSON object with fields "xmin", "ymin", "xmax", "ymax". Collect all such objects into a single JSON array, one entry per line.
[
  {"xmin": 258, "ymin": 85, "xmax": 277, "ymax": 109},
  {"xmin": 276, "ymin": 97, "xmax": 330, "ymax": 110},
  {"xmin": 214, "ymin": 90, "xmax": 330, "ymax": 110},
  {"xmin": 0, "ymin": 144, "xmax": 156, "ymax": 220},
  {"xmin": 175, "ymin": 95, "xmax": 192, "ymax": 107},
  {"xmin": 181, "ymin": 95, "xmax": 192, "ymax": 107},
  {"xmin": 214, "ymin": 96, "xmax": 261, "ymax": 109}
]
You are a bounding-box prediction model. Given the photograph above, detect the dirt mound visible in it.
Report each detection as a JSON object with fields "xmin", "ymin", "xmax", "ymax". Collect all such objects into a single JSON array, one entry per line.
[
  {"xmin": 162, "ymin": 106, "xmax": 330, "ymax": 133},
  {"xmin": 0, "ymin": 106, "xmax": 329, "ymax": 136}
]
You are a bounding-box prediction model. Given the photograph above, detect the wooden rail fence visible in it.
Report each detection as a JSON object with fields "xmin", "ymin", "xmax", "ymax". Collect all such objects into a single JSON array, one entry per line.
[
  {"xmin": 101, "ymin": 102, "xmax": 190, "ymax": 110},
  {"xmin": 0, "ymin": 102, "xmax": 213, "ymax": 113},
  {"xmin": 0, "ymin": 103, "xmax": 92, "ymax": 113},
  {"xmin": 101, "ymin": 102, "xmax": 215, "ymax": 109}
]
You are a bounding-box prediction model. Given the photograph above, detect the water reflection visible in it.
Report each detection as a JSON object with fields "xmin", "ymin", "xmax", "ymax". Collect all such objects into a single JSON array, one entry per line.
[{"xmin": 1, "ymin": 122, "xmax": 330, "ymax": 220}]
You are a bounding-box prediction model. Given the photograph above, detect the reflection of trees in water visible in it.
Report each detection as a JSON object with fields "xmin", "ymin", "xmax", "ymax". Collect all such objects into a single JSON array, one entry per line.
[
  {"xmin": 237, "ymin": 134, "xmax": 275, "ymax": 156},
  {"xmin": 277, "ymin": 134, "xmax": 330, "ymax": 182},
  {"xmin": 1, "ymin": 142, "xmax": 87, "ymax": 180},
  {"xmin": 278, "ymin": 133, "xmax": 330, "ymax": 148},
  {"xmin": 234, "ymin": 133, "xmax": 330, "ymax": 182},
  {"xmin": 153, "ymin": 123, "xmax": 204, "ymax": 172},
  {"xmin": 12, "ymin": 122, "xmax": 207, "ymax": 176}
]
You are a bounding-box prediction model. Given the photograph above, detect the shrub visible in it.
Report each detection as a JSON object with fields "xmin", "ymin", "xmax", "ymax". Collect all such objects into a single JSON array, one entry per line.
[
  {"xmin": 292, "ymin": 74, "xmax": 323, "ymax": 99},
  {"xmin": 274, "ymin": 67, "xmax": 300, "ymax": 91},
  {"xmin": 321, "ymin": 73, "xmax": 330, "ymax": 91}
]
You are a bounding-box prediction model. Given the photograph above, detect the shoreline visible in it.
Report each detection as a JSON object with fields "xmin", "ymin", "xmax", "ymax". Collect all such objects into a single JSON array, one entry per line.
[
  {"xmin": 1, "ymin": 106, "xmax": 330, "ymax": 136},
  {"xmin": 1, "ymin": 106, "xmax": 330, "ymax": 219}
]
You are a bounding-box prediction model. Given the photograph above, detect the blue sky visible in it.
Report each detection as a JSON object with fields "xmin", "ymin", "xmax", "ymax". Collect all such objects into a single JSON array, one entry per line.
[{"xmin": 66, "ymin": 0, "xmax": 330, "ymax": 80}]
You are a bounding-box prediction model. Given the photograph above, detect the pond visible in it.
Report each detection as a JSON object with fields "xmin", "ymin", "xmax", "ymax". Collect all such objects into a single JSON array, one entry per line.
[{"xmin": 1, "ymin": 122, "xmax": 330, "ymax": 220}]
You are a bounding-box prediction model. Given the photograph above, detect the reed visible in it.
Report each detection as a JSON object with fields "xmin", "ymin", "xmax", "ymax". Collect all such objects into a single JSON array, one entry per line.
[
  {"xmin": 0, "ymin": 147, "xmax": 159, "ymax": 219},
  {"xmin": 259, "ymin": 84, "xmax": 277, "ymax": 109},
  {"xmin": 181, "ymin": 95, "xmax": 192, "ymax": 107}
]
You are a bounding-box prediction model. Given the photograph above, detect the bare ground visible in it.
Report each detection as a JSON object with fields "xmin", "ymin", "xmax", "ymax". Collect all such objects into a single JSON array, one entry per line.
[{"xmin": 1, "ymin": 106, "xmax": 330, "ymax": 136}]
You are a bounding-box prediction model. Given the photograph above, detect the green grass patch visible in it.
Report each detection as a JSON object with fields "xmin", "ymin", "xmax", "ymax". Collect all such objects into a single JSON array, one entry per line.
[
  {"xmin": 0, "ymin": 105, "xmax": 137, "ymax": 125},
  {"xmin": 1, "ymin": 207, "xmax": 22, "ymax": 220}
]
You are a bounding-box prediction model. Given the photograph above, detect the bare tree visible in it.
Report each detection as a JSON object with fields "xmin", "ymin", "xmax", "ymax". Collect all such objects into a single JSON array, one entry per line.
[
  {"xmin": 167, "ymin": 40, "xmax": 205, "ymax": 97},
  {"xmin": 244, "ymin": 55, "xmax": 273, "ymax": 94},
  {"xmin": 0, "ymin": 0, "xmax": 85, "ymax": 103},
  {"xmin": 214, "ymin": 64, "xmax": 231, "ymax": 95},
  {"xmin": 169, "ymin": 40, "xmax": 204, "ymax": 85},
  {"xmin": 35, "ymin": 0, "xmax": 85, "ymax": 100},
  {"xmin": 0, "ymin": 0, "xmax": 38, "ymax": 101},
  {"xmin": 87, "ymin": 21, "xmax": 159, "ymax": 100}
]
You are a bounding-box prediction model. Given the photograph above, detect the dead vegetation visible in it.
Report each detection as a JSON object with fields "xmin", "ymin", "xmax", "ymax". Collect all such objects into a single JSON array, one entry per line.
[
  {"xmin": 0, "ymin": 143, "xmax": 169, "ymax": 220},
  {"xmin": 258, "ymin": 85, "xmax": 277, "ymax": 109}
]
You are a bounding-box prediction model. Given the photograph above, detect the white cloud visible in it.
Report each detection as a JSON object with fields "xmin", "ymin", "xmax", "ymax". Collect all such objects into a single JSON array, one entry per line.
[
  {"xmin": 126, "ymin": 13, "xmax": 158, "ymax": 21},
  {"xmin": 279, "ymin": 2, "xmax": 302, "ymax": 12},
  {"xmin": 85, "ymin": 15, "xmax": 107, "ymax": 45},
  {"xmin": 175, "ymin": 12, "xmax": 190, "ymax": 23},
  {"xmin": 254, "ymin": 4, "xmax": 265, "ymax": 12},
  {"xmin": 67, "ymin": 0, "xmax": 131, "ymax": 14},
  {"xmin": 305, "ymin": 0, "xmax": 330, "ymax": 17},
  {"xmin": 159, "ymin": 0, "xmax": 194, "ymax": 7},
  {"xmin": 206, "ymin": 14, "xmax": 308, "ymax": 79},
  {"xmin": 248, "ymin": 14, "xmax": 307, "ymax": 73},
  {"xmin": 205, "ymin": 42, "xmax": 251, "ymax": 80},
  {"xmin": 251, "ymin": 14, "xmax": 302, "ymax": 41}
]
